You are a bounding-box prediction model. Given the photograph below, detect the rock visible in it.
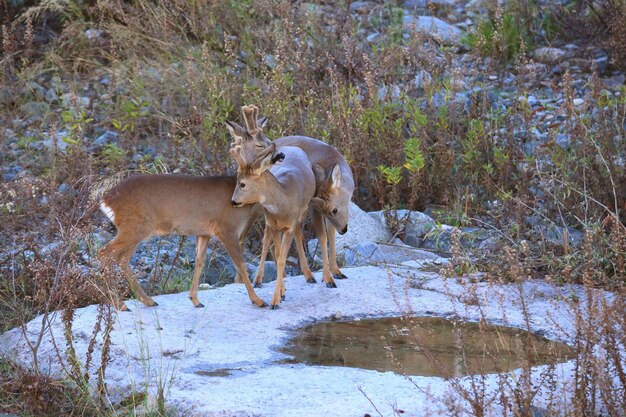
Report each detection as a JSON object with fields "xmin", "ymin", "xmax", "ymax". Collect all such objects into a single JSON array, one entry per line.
[
  {"xmin": 366, "ymin": 32, "xmax": 382, "ymax": 43},
  {"xmin": 540, "ymin": 225, "xmax": 583, "ymax": 248},
  {"xmin": 343, "ymin": 241, "xmax": 441, "ymax": 266},
  {"xmin": 604, "ymin": 73, "xmax": 625, "ymax": 90},
  {"xmin": 573, "ymin": 98, "xmax": 584, "ymax": 107},
  {"xmin": 0, "ymin": 87, "xmax": 12, "ymax": 105},
  {"xmin": 94, "ymin": 130, "xmax": 119, "ymax": 147},
  {"xmin": 344, "ymin": 241, "xmax": 384, "ymax": 266},
  {"xmin": 368, "ymin": 209, "xmax": 436, "ymax": 243},
  {"xmin": 349, "ymin": 1, "xmax": 377, "ymax": 14},
  {"xmin": 263, "ymin": 54, "xmax": 277, "ymax": 69},
  {"xmin": 412, "ymin": 69, "xmax": 433, "ymax": 89},
  {"xmin": 403, "ymin": 15, "xmax": 463, "ymax": 45},
  {"xmin": 377, "ymin": 84, "xmax": 402, "ymax": 102},
  {"xmin": 533, "ymin": 47, "xmax": 566, "ymax": 63},
  {"xmin": 252, "ymin": 261, "xmax": 278, "ymax": 283},
  {"xmin": 27, "ymin": 81, "xmax": 46, "ymax": 99},
  {"xmin": 421, "ymin": 225, "xmax": 493, "ymax": 253},
  {"xmin": 201, "ymin": 253, "xmax": 238, "ymax": 286},
  {"xmin": 403, "ymin": 0, "xmax": 455, "ymax": 9},
  {"xmin": 44, "ymin": 88, "xmax": 59, "ymax": 103},
  {"xmin": 555, "ymin": 133, "xmax": 570, "ymax": 148},
  {"xmin": 20, "ymin": 101, "xmax": 50, "ymax": 122},
  {"xmin": 41, "ymin": 130, "xmax": 71, "ymax": 152},
  {"xmin": 60, "ymin": 93, "xmax": 90, "ymax": 108},
  {"xmin": 335, "ymin": 202, "xmax": 393, "ymax": 250},
  {"xmin": 84, "ymin": 28, "xmax": 105, "ymax": 39}
]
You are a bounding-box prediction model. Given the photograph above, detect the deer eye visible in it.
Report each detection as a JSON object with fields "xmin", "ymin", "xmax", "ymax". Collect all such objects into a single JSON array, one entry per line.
[
  {"xmin": 240, "ymin": 182, "xmax": 246, "ymax": 189},
  {"xmin": 332, "ymin": 208, "xmax": 338, "ymax": 215}
]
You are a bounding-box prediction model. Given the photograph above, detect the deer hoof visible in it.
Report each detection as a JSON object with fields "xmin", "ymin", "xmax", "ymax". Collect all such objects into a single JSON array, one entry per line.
[
  {"xmin": 259, "ymin": 301, "xmax": 268, "ymax": 308},
  {"xmin": 195, "ymin": 302, "xmax": 205, "ymax": 308},
  {"xmin": 334, "ymin": 273, "xmax": 348, "ymax": 280},
  {"xmin": 254, "ymin": 282, "xmax": 262, "ymax": 288},
  {"xmin": 325, "ymin": 282, "xmax": 337, "ymax": 288},
  {"xmin": 271, "ymin": 304, "xmax": 280, "ymax": 310},
  {"xmin": 306, "ymin": 278, "xmax": 317, "ymax": 284},
  {"xmin": 281, "ymin": 294, "xmax": 286, "ymax": 301}
]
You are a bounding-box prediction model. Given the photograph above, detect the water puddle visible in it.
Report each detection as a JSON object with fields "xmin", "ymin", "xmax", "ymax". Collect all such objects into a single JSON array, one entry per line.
[{"xmin": 281, "ymin": 317, "xmax": 574, "ymax": 377}]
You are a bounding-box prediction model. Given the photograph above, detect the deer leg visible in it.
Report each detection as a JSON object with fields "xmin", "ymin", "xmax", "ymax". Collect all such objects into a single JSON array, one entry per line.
[
  {"xmin": 118, "ymin": 247, "xmax": 158, "ymax": 307},
  {"xmin": 294, "ymin": 222, "xmax": 316, "ymax": 284},
  {"xmin": 271, "ymin": 230, "xmax": 293, "ymax": 309},
  {"xmin": 220, "ymin": 232, "xmax": 267, "ymax": 308},
  {"xmin": 328, "ymin": 222, "xmax": 347, "ymax": 279},
  {"xmin": 253, "ymin": 224, "xmax": 273, "ymax": 288},
  {"xmin": 99, "ymin": 231, "xmax": 157, "ymax": 309},
  {"xmin": 271, "ymin": 228, "xmax": 286, "ymax": 299},
  {"xmin": 312, "ymin": 212, "xmax": 336, "ymax": 288},
  {"xmin": 98, "ymin": 243, "xmax": 131, "ymax": 311},
  {"xmin": 188, "ymin": 235, "xmax": 210, "ymax": 308}
]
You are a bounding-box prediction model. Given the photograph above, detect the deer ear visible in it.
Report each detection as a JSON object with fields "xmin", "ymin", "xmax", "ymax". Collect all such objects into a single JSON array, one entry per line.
[
  {"xmin": 330, "ymin": 164, "xmax": 342, "ymax": 189},
  {"xmin": 310, "ymin": 197, "xmax": 325, "ymax": 210},
  {"xmin": 257, "ymin": 116, "xmax": 268, "ymax": 129},
  {"xmin": 226, "ymin": 120, "xmax": 245, "ymax": 143}
]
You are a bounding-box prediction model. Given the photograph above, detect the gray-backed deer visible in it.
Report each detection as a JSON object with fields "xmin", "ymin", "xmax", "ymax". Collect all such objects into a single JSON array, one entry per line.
[
  {"xmin": 226, "ymin": 106, "xmax": 355, "ymax": 287},
  {"xmin": 98, "ymin": 174, "xmax": 267, "ymax": 310},
  {"xmin": 230, "ymin": 143, "xmax": 316, "ymax": 309}
]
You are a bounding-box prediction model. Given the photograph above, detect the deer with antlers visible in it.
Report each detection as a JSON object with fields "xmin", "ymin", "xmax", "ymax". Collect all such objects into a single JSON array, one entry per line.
[
  {"xmin": 98, "ymin": 174, "xmax": 267, "ymax": 310},
  {"xmin": 226, "ymin": 105, "xmax": 355, "ymax": 288},
  {"xmin": 230, "ymin": 138, "xmax": 316, "ymax": 309}
]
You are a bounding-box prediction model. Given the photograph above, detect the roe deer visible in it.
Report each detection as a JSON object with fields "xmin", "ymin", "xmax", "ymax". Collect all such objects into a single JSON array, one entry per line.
[
  {"xmin": 226, "ymin": 106, "xmax": 355, "ymax": 287},
  {"xmin": 230, "ymin": 143, "xmax": 316, "ymax": 309},
  {"xmin": 98, "ymin": 174, "xmax": 267, "ymax": 310}
]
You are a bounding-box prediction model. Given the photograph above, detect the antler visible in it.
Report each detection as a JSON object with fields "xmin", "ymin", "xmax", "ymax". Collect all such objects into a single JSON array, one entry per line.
[
  {"xmin": 230, "ymin": 145, "xmax": 247, "ymax": 168},
  {"xmin": 242, "ymin": 105, "xmax": 261, "ymax": 136}
]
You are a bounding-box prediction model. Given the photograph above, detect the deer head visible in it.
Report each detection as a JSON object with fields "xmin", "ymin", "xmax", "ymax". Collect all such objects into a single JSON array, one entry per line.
[
  {"xmin": 231, "ymin": 142, "xmax": 285, "ymax": 206},
  {"xmin": 226, "ymin": 105, "xmax": 271, "ymax": 164},
  {"xmin": 310, "ymin": 164, "xmax": 350, "ymax": 234}
]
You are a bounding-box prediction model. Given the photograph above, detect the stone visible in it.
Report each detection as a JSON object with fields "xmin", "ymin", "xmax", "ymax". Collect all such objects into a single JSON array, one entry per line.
[
  {"xmin": 200, "ymin": 252, "xmax": 238, "ymax": 286},
  {"xmin": 533, "ymin": 47, "xmax": 566, "ymax": 63},
  {"xmin": 573, "ymin": 98, "xmax": 584, "ymax": 107},
  {"xmin": 251, "ymin": 261, "xmax": 278, "ymax": 283},
  {"xmin": 349, "ymin": 1, "xmax": 377, "ymax": 14},
  {"xmin": 27, "ymin": 81, "xmax": 46, "ymax": 99},
  {"xmin": 377, "ymin": 84, "xmax": 402, "ymax": 102},
  {"xmin": 20, "ymin": 101, "xmax": 50, "ymax": 122},
  {"xmin": 403, "ymin": 0, "xmax": 455, "ymax": 9},
  {"xmin": 94, "ymin": 130, "xmax": 119, "ymax": 147},
  {"xmin": 41, "ymin": 130, "xmax": 71, "ymax": 152},
  {"xmin": 344, "ymin": 241, "xmax": 384, "ymax": 266},
  {"xmin": 61, "ymin": 93, "xmax": 90, "ymax": 108},
  {"xmin": 403, "ymin": 15, "xmax": 463, "ymax": 45},
  {"xmin": 604, "ymin": 73, "xmax": 625, "ymax": 90},
  {"xmin": 0, "ymin": 87, "xmax": 12, "ymax": 105},
  {"xmin": 45, "ymin": 88, "xmax": 59, "ymax": 103},
  {"xmin": 412, "ymin": 69, "xmax": 433, "ymax": 89},
  {"xmin": 335, "ymin": 202, "xmax": 393, "ymax": 250},
  {"xmin": 368, "ymin": 209, "xmax": 436, "ymax": 242},
  {"xmin": 85, "ymin": 29, "xmax": 105, "ymax": 39}
]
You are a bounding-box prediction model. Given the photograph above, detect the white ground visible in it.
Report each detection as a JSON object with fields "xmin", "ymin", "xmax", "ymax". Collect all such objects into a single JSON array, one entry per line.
[{"xmin": 0, "ymin": 261, "xmax": 600, "ymax": 416}]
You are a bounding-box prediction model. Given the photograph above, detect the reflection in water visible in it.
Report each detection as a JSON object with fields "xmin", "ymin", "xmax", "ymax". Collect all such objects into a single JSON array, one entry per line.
[{"xmin": 281, "ymin": 317, "xmax": 573, "ymax": 377}]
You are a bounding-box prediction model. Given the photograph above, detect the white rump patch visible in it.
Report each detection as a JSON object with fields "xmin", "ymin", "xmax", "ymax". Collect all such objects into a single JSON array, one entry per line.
[{"xmin": 100, "ymin": 202, "xmax": 115, "ymax": 224}]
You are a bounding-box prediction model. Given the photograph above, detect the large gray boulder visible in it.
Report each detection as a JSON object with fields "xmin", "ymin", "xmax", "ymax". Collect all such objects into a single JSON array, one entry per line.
[
  {"xmin": 335, "ymin": 202, "xmax": 393, "ymax": 249},
  {"xmin": 368, "ymin": 209, "xmax": 436, "ymax": 247},
  {"xmin": 403, "ymin": 15, "xmax": 463, "ymax": 45}
]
